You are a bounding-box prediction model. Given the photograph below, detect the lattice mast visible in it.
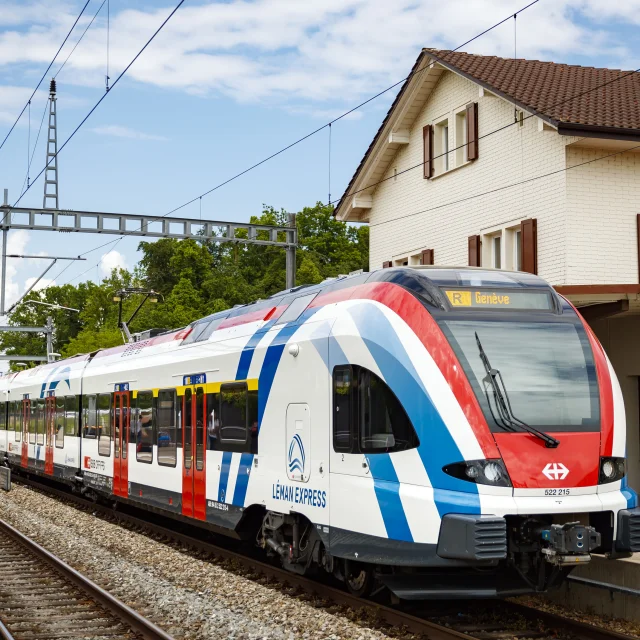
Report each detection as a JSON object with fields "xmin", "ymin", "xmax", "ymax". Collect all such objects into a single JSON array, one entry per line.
[{"xmin": 43, "ymin": 79, "xmax": 59, "ymax": 209}]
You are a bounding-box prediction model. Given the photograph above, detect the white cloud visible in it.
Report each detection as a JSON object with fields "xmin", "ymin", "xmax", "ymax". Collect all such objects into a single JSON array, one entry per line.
[
  {"xmin": 0, "ymin": 0, "xmax": 635, "ymax": 116},
  {"xmin": 23, "ymin": 276, "xmax": 56, "ymax": 292},
  {"xmin": 0, "ymin": 229, "xmax": 30, "ymax": 317},
  {"xmin": 100, "ymin": 250, "xmax": 126, "ymax": 277},
  {"xmin": 90, "ymin": 125, "xmax": 168, "ymax": 141}
]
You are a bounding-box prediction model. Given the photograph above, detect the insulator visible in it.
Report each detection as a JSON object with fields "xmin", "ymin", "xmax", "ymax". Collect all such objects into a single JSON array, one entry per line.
[{"xmin": 49, "ymin": 79, "xmax": 56, "ymax": 96}]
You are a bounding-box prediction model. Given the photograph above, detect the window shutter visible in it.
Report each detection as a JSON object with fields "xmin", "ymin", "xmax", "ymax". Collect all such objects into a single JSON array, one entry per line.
[
  {"xmin": 468, "ymin": 235, "xmax": 481, "ymax": 267},
  {"xmin": 382, "ymin": 261, "xmax": 392, "ymax": 268},
  {"xmin": 421, "ymin": 249, "xmax": 434, "ymax": 265},
  {"xmin": 520, "ymin": 218, "xmax": 538, "ymax": 274},
  {"xmin": 466, "ymin": 102, "xmax": 479, "ymax": 161},
  {"xmin": 423, "ymin": 125, "xmax": 433, "ymax": 179}
]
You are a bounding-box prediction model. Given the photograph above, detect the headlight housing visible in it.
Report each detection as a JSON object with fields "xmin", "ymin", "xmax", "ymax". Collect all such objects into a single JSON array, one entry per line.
[
  {"xmin": 599, "ymin": 457, "xmax": 626, "ymax": 484},
  {"xmin": 443, "ymin": 459, "xmax": 512, "ymax": 487}
]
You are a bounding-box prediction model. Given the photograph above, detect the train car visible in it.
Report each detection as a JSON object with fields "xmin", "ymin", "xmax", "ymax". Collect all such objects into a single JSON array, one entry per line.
[
  {"xmin": 2, "ymin": 266, "xmax": 640, "ymax": 600},
  {"xmin": 5, "ymin": 356, "xmax": 86, "ymax": 481}
]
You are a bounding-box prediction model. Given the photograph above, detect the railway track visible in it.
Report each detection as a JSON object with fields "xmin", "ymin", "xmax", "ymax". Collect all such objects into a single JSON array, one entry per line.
[
  {"xmin": 7, "ymin": 474, "xmax": 640, "ymax": 640},
  {"xmin": 0, "ymin": 515, "xmax": 175, "ymax": 640}
]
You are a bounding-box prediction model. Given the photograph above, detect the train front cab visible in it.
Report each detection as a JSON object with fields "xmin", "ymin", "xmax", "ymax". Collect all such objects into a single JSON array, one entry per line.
[{"xmin": 325, "ymin": 268, "xmax": 640, "ymax": 600}]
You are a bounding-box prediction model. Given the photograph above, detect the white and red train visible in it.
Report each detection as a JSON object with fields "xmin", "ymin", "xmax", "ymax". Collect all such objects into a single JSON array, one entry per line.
[{"xmin": 1, "ymin": 266, "xmax": 638, "ymax": 599}]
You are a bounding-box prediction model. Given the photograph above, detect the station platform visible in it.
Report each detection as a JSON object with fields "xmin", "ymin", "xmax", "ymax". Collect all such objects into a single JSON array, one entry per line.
[{"xmin": 547, "ymin": 554, "xmax": 640, "ymax": 621}]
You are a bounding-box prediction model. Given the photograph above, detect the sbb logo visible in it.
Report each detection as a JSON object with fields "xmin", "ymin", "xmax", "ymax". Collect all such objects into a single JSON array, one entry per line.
[
  {"xmin": 83, "ymin": 456, "xmax": 91, "ymax": 469},
  {"xmin": 542, "ymin": 462, "xmax": 569, "ymax": 480}
]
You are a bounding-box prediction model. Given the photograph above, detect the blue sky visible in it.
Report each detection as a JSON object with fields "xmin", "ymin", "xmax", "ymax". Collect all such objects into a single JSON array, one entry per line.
[{"xmin": 0, "ymin": 0, "xmax": 638, "ymax": 310}]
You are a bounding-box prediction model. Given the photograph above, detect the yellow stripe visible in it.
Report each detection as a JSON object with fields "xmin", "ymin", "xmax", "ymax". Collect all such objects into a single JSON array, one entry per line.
[{"xmin": 132, "ymin": 390, "xmax": 138, "ymax": 399}]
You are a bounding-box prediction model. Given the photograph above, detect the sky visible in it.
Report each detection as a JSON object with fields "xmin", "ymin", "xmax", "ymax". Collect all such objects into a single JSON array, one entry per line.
[{"xmin": 0, "ymin": 0, "xmax": 639, "ymax": 315}]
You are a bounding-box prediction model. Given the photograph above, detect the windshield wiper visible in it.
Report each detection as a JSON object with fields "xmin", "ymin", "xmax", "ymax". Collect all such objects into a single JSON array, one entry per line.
[{"xmin": 475, "ymin": 332, "xmax": 560, "ymax": 449}]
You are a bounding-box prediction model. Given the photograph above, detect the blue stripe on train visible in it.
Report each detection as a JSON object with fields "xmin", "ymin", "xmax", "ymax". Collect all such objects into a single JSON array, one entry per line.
[
  {"xmin": 232, "ymin": 452, "xmax": 254, "ymax": 506},
  {"xmin": 218, "ymin": 451, "xmax": 233, "ymax": 502},
  {"xmin": 347, "ymin": 303, "xmax": 480, "ymax": 517},
  {"xmin": 366, "ymin": 454, "xmax": 413, "ymax": 542}
]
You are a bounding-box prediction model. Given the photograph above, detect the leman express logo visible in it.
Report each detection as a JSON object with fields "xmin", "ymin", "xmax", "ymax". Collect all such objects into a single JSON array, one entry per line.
[
  {"xmin": 40, "ymin": 365, "xmax": 71, "ymax": 398},
  {"xmin": 288, "ymin": 434, "xmax": 305, "ymax": 475},
  {"xmin": 542, "ymin": 463, "xmax": 569, "ymax": 480}
]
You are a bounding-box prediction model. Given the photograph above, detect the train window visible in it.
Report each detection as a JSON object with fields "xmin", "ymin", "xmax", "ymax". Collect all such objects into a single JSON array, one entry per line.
[
  {"xmin": 55, "ymin": 396, "xmax": 65, "ymax": 448},
  {"xmin": 97, "ymin": 394, "xmax": 112, "ymax": 456},
  {"xmin": 183, "ymin": 388, "xmax": 192, "ymax": 469},
  {"xmin": 357, "ymin": 369, "xmax": 419, "ymax": 453},
  {"xmin": 65, "ymin": 396, "xmax": 78, "ymax": 437},
  {"xmin": 197, "ymin": 315, "xmax": 228, "ymax": 342},
  {"xmin": 157, "ymin": 389, "xmax": 177, "ymax": 467},
  {"xmin": 332, "ymin": 365, "xmax": 419, "ymax": 454},
  {"xmin": 83, "ymin": 395, "xmax": 97, "ymax": 438},
  {"xmin": 27, "ymin": 402, "xmax": 35, "ymax": 444},
  {"xmin": 136, "ymin": 391, "xmax": 154, "ymax": 464},
  {"xmin": 275, "ymin": 293, "xmax": 317, "ymax": 325},
  {"xmin": 182, "ymin": 318, "xmax": 211, "ymax": 345},
  {"xmin": 219, "ymin": 383, "xmax": 258, "ymax": 453},
  {"xmin": 36, "ymin": 399, "xmax": 44, "ymax": 446},
  {"xmin": 333, "ymin": 366, "xmax": 353, "ymax": 453},
  {"xmin": 206, "ymin": 393, "xmax": 219, "ymax": 450},
  {"xmin": 195, "ymin": 387, "xmax": 205, "ymax": 470}
]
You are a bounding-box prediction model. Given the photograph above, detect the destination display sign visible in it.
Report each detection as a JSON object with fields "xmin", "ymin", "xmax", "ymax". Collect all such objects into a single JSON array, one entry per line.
[{"xmin": 444, "ymin": 289, "xmax": 552, "ymax": 310}]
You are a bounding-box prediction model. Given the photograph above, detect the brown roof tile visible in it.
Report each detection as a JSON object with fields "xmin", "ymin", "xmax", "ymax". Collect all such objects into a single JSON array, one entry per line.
[{"xmin": 426, "ymin": 49, "xmax": 640, "ymax": 131}]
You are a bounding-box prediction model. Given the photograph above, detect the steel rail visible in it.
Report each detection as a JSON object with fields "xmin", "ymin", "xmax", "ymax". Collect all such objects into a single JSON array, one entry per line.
[
  {"xmin": 11, "ymin": 474, "xmax": 640, "ymax": 640},
  {"xmin": 0, "ymin": 516, "xmax": 175, "ymax": 640}
]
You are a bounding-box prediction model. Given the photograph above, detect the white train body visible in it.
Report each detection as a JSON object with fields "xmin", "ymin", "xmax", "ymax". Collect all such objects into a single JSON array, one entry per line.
[{"xmin": 2, "ymin": 267, "xmax": 639, "ymax": 599}]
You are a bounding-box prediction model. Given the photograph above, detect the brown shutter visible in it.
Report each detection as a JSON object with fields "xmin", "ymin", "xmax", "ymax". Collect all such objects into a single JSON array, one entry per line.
[
  {"xmin": 468, "ymin": 235, "xmax": 481, "ymax": 267},
  {"xmin": 520, "ymin": 218, "xmax": 538, "ymax": 274},
  {"xmin": 466, "ymin": 102, "xmax": 479, "ymax": 161},
  {"xmin": 423, "ymin": 125, "xmax": 433, "ymax": 179},
  {"xmin": 382, "ymin": 261, "xmax": 392, "ymax": 268},
  {"xmin": 637, "ymin": 214, "xmax": 640, "ymax": 282},
  {"xmin": 421, "ymin": 249, "xmax": 434, "ymax": 265}
]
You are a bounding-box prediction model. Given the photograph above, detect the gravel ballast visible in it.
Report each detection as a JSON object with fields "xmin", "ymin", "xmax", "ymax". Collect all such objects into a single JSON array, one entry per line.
[{"xmin": 0, "ymin": 484, "xmax": 394, "ymax": 640}]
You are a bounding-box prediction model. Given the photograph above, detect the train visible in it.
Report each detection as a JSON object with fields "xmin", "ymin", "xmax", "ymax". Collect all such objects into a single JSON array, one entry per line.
[{"xmin": 1, "ymin": 266, "xmax": 639, "ymax": 600}]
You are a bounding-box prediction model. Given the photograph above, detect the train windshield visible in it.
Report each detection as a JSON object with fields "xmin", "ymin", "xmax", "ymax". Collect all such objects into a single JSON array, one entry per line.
[{"xmin": 440, "ymin": 319, "xmax": 600, "ymax": 432}]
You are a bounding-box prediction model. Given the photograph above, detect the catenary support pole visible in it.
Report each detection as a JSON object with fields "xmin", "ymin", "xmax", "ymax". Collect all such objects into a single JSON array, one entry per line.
[{"xmin": 286, "ymin": 212, "xmax": 297, "ymax": 290}]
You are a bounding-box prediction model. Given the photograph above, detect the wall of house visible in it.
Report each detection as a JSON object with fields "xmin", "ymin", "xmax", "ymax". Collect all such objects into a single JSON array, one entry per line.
[
  {"xmin": 590, "ymin": 315, "xmax": 640, "ymax": 491},
  {"xmin": 565, "ymin": 146, "xmax": 640, "ymax": 285},
  {"xmin": 368, "ymin": 70, "xmax": 577, "ymax": 284}
]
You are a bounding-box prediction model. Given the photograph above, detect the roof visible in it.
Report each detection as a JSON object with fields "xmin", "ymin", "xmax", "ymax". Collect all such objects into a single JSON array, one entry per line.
[
  {"xmin": 334, "ymin": 49, "xmax": 640, "ymax": 220},
  {"xmin": 425, "ymin": 48, "xmax": 640, "ymax": 133}
]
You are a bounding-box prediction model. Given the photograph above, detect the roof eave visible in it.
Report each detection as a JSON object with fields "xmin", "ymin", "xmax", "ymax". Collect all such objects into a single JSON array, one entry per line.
[{"xmin": 557, "ymin": 122, "xmax": 640, "ymax": 142}]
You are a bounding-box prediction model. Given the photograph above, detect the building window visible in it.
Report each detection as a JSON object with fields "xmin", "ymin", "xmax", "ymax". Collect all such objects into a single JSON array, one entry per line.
[
  {"xmin": 434, "ymin": 118, "xmax": 450, "ymax": 174},
  {"xmin": 514, "ymin": 229, "xmax": 522, "ymax": 271},
  {"xmin": 492, "ymin": 235, "xmax": 502, "ymax": 269}
]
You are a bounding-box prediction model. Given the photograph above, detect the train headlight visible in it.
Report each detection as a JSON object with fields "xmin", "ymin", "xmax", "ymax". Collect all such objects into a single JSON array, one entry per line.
[
  {"xmin": 599, "ymin": 457, "xmax": 626, "ymax": 484},
  {"xmin": 443, "ymin": 459, "xmax": 512, "ymax": 487}
]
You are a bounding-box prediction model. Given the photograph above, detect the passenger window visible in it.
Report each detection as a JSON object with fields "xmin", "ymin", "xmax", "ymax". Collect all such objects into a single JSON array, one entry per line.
[
  {"xmin": 275, "ymin": 293, "xmax": 317, "ymax": 325},
  {"xmin": 65, "ymin": 396, "xmax": 77, "ymax": 437},
  {"xmin": 83, "ymin": 395, "xmax": 97, "ymax": 438},
  {"xmin": 219, "ymin": 383, "xmax": 258, "ymax": 453},
  {"xmin": 55, "ymin": 396, "xmax": 65, "ymax": 448},
  {"xmin": 36, "ymin": 399, "xmax": 44, "ymax": 446},
  {"xmin": 11, "ymin": 402, "xmax": 19, "ymax": 442},
  {"xmin": 97, "ymin": 394, "xmax": 112, "ymax": 456},
  {"xmin": 136, "ymin": 391, "xmax": 154, "ymax": 463},
  {"xmin": 333, "ymin": 366, "xmax": 353, "ymax": 453},
  {"xmin": 157, "ymin": 390, "xmax": 177, "ymax": 467},
  {"xmin": 332, "ymin": 365, "xmax": 419, "ymax": 454}
]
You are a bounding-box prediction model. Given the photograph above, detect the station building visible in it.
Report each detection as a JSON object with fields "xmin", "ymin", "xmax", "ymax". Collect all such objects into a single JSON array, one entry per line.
[{"xmin": 335, "ymin": 49, "xmax": 640, "ymax": 489}]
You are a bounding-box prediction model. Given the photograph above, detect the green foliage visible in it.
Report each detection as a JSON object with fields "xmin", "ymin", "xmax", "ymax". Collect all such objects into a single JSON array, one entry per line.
[{"xmin": 0, "ymin": 202, "xmax": 368, "ymax": 368}]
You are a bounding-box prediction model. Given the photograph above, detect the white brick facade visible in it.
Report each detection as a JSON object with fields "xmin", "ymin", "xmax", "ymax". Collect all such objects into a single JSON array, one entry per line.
[{"xmin": 363, "ymin": 69, "xmax": 639, "ymax": 287}]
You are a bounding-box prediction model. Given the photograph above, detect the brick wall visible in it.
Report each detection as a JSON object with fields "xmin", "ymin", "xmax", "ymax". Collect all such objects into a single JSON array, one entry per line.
[{"xmin": 368, "ymin": 70, "xmax": 582, "ymax": 284}]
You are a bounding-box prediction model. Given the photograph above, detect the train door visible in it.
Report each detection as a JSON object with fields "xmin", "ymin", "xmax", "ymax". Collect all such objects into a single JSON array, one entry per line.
[
  {"xmin": 181, "ymin": 385, "xmax": 206, "ymax": 520},
  {"xmin": 21, "ymin": 399, "xmax": 29, "ymax": 468},
  {"xmin": 113, "ymin": 392, "xmax": 130, "ymax": 498},
  {"xmin": 44, "ymin": 395, "xmax": 55, "ymax": 475}
]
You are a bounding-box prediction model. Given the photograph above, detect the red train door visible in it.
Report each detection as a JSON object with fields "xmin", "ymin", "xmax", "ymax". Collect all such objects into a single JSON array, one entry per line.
[
  {"xmin": 44, "ymin": 395, "xmax": 55, "ymax": 475},
  {"xmin": 182, "ymin": 385, "xmax": 206, "ymax": 520},
  {"xmin": 21, "ymin": 399, "xmax": 29, "ymax": 468},
  {"xmin": 113, "ymin": 392, "xmax": 130, "ymax": 497}
]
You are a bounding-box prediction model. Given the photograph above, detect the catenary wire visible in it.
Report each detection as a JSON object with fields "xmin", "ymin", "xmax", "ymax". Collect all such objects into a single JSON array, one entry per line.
[
  {"xmin": 44, "ymin": 0, "xmax": 546, "ymax": 270},
  {"xmin": 54, "ymin": 0, "xmax": 108, "ymax": 80},
  {"xmin": 0, "ymin": 0, "xmax": 92, "ymax": 154},
  {"xmin": 162, "ymin": 0, "xmax": 542, "ymax": 218}
]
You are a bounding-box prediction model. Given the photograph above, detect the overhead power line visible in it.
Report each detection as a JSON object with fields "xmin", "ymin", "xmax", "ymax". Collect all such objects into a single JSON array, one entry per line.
[
  {"xmin": 9, "ymin": 0, "xmax": 187, "ymax": 212},
  {"xmin": 162, "ymin": 0, "xmax": 542, "ymax": 218},
  {"xmin": 0, "ymin": 0, "xmax": 92, "ymax": 154}
]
